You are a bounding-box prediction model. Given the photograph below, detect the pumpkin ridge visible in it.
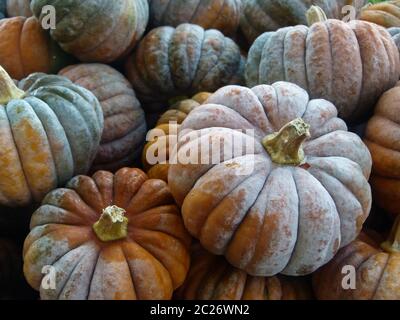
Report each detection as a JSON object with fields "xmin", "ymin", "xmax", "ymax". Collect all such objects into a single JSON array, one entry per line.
[
  {"xmin": 187, "ymin": 27, "xmax": 206, "ymax": 91},
  {"xmin": 367, "ymin": 253, "xmax": 390, "ymax": 300},
  {"xmin": 200, "ymin": 166, "xmax": 270, "ymax": 254},
  {"xmin": 86, "ymin": 246, "xmax": 102, "ymax": 300},
  {"xmin": 118, "ymin": 243, "xmax": 137, "ymax": 299}
]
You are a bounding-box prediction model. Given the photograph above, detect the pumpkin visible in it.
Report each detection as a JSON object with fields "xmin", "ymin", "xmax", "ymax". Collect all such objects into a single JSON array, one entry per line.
[
  {"xmin": 0, "ymin": 16, "xmax": 74, "ymax": 80},
  {"xmin": 31, "ymin": 0, "xmax": 149, "ymax": 63},
  {"xmin": 168, "ymin": 82, "xmax": 372, "ymax": 277},
  {"xmin": 313, "ymin": 218, "xmax": 400, "ymax": 300},
  {"xmin": 59, "ymin": 64, "xmax": 147, "ymax": 173},
  {"xmin": 23, "ymin": 168, "xmax": 191, "ymax": 300},
  {"xmin": 389, "ymin": 27, "xmax": 400, "ymax": 50},
  {"xmin": 245, "ymin": 6, "xmax": 400, "ymax": 124},
  {"xmin": 125, "ymin": 23, "xmax": 245, "ymax": 112},
  {"xmin": 360, "ymin": 1, "xmax": 400, "ymax": 28},
  {"xmin": 0, "ymin": 66, "xmax": 103, "ymax": 207},
  {"xmin": 364, "ymin": 84, "xmax": 400, "ymax": 217},
  {"xmin": 149, "ymin": 0, "xmax": 241, "ymax": 36},
  {"xmin": 240, "ymin": 0, "xmax": 367, "ymax": 43},
  {"xmin": 176, "ymin": 243, "xmax": 312, "ymax": 300},
  {"xmin": 143, "ymin": 92, "xmax": 211, "ymax": 182},
  {"xmin": 3, "ymin": 0, "xmax": 32, "ymax": 17}
]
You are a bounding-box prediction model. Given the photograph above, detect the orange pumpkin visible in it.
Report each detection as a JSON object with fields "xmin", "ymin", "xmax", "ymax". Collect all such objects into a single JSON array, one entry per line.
[
  {"xmin": 360, "ymin": 1, "xmax": 400, "ymax": 28},
  {"xmin": 59, "ymin": 64, "xmax": 147, "ymax": 172},
  {"xmin": 176, "ymin": 244, "xmax": 312, "ymax": 300},
  {"xmin": 365, "ymin": 85, "xmax": 400, "ymax": 217},
  {"xmin": 169, "ymin": 83, "xmax": 372, "ymax": 277},
  {"xmin": 143, "ymin": 92, "xmax": 211, "ymax": 182},
  {"xmin": 23, "ymin": 168, "xmax": 191, "ymax": 300},
  {"xmin": 0, "ymin": 16, "xmax": 74, "ymax": 80},
  {"xmin": 313, "ymin": 218, "xmax": 400, "ymax": 300}
]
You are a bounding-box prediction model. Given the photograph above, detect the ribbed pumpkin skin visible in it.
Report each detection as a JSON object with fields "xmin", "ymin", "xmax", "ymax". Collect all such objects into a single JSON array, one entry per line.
[
  {"xmin": 143, "ymin": 92, "xmax": 211, "ymax": 182},
  {"xmin": 240, "ymin": 0, "xmax": 367, "ymax": 43},
  {"xmin": 149, "ymin": 0, "xmax": 241, "ymax": 36},
  {"xmin": 125, "ymin": 23, "xmax": 245, "ymax": 112},
  {"xmin": 246, "ymin": 20, "xmax": 400, "ymax": 124},
  {"xmin": 360, "ymin": 1, "xmax": 400, "ymax": 28},
  {"xmin": 0, "ymin": 0, "xmax": 32, "ymax": 18},
  {"xmin": 169, "ymin": 83, "xmax": 372, "ymax": 277},
  {"xmin": 313, "ymin": 233, "xmax": 400, "ymax": 300},
  {"xmin": 59, "ymin": 64, "xmax": 147, "ymax": 173},
  {"xmin": 176, "ymin": 244, "xmax": 312, "ymax": 300},
  {"xmin": 364, "ymin": 85, "xmax": 400, "ymax": 217},
  {"xmin": 0, "ymin": 16, "xmax": 74, "ymax": 80},
  {"xmin": 31, "ymin": 0, "xmax": 149, "ymax": 63},
  {"xmin": 23, "ymin": 168, "xmax": 191, "ymax": 300},
  {"xmin": 0, "ymin": 72, "xmax": 103, "ymax": 207}
]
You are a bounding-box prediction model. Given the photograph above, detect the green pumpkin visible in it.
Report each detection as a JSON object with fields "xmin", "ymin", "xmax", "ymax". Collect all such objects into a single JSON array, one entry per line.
[
  {"xmin": 31, "ymin": 0, "xmax": 149, "ymax": 63},
  {"xmin": 0, "ymin": 66, "xmax": 103, "ymax": 207}
]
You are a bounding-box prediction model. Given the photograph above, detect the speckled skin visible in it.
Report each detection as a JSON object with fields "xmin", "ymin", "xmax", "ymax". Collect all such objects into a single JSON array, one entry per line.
[
  {"xmin": 125, "ymin": 23, "xmax": 245, "ymax": 112},
  {"xmin": 313, "ymin": 232, "xmax": 400, "ymax": 300},
  {"xmin": 389, "ymin": 27, "xmax": 400, "ymax": 51},
  {"xmin": 0, "ymin": 17, "xmax": 74, "ymax": 80},
  {"xmin": 176, "ymin": 243, "xmax": 312, "ymax": 300},
  {"xmin": 365, "ymin": 85, "xmax": 400, "ymax": 217},
  {"xmin": 143, "ymin": 93, "xmax": 211, "ymax": 182},
  {"xmin": 31, "ymin": 0, "xmax": 149, "ymax": 63},
  {"xmin": 59, "ymin": 64, "xmax": 146, "ymax": 173},
  {"xmin": 240, "ymin": 0, "xmax": 367, "ymax": 43},
  {"xmin": 246, "ymin": 20, "xmax": 400, "ymax": 124},
  {"xmin": 360, "ymin": 1, "xmax": 400, "ymax": 28},
  {"xmin": 149, "ymin": 0, "xmax": 241, "ymax": 36},
  {"xmin": 0, "ymin": 0, "xmax": 31, "ymax": 18},
  {"xmin": 168, "ymin": 83, "xmax": 372, "ymax": 277},
  {"xmin": 23, "ymin": 168, "xmax": 191, "ymax": 300},
  {"xmin": 0, "ymin": 72, "xmax": 104, "ymax": 207}
]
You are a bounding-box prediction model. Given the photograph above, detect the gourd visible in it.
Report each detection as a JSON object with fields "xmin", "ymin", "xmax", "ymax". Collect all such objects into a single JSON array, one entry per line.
[
  {"xmin": 31, "ymin": 0, "xmax": 149, "ymax": 63},
  {"xmin": 240, "ymin": 0, "xmax": 367, "ymax": 43},
  {"xmin": 245, "ymin": 6, "xmax": 400, "ymax": 124},
  {"xmin": 125, "ymin": 23, "xmax": 245, "ymax": 112},
  {"xmin": 169, "ymin": 82, "xmax": 372, "ymax": 277},
  {"xmin": 0, "ymin": 66, "xmax": 103, "ymax": 207},
  {"xmin": 360, "ymin": 1, "xmax": 400, "ymax": 28},
  {"xmin": 0, "ymin": 16, "xmax": 74, "ymax": 80},
  {"xmin": 313, "ymin": 218, "xmax": 400, "ymax": 300},
  {"xmin": 176, "ymin": 244, "xmax": 313, "ymax": 300},
  {"xmin": 143, "ymin": 92, "xmax": 211, "ymax": 182},
  {"xmin": 59, "ymin": 64, "xmax": 147, "ymax": 172},
  {"xmin": 23, "ymin": 168, "xmax": 191, "ymax": 300},
  {"xmin": 364, "ymin": 84, "xmax": 400, "ymax": 217},
  {"xmin": 149, "ymin": 0, "xmax": 241, "ymax": 36},
  {"xmin": 0, "ymin": 0, "xmax": 32, "ymax": 18}
]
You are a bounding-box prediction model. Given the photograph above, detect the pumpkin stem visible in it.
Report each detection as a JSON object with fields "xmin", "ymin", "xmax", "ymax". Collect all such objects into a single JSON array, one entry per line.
[
  {"xmin": 262, "ymin": 118, "xmax": 310, "ymax": 166},
  {"xmin": 0, "ymin": 66, "xmax": 25, "ymax": 104},
  {"xmin": 93, "ymin": 206, "xmax": 129, "ymax": 242},
  {"xmin": 306, "ymin": 5, "xmax": 328, "ymax": 26},
  {"xmin": 381, "ymin": 215, "xmax": 400, "ymax": 254}
]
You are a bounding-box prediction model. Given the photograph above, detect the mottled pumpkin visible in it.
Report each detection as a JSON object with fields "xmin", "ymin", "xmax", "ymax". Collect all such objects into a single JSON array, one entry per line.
[
  {"xmin": 240, "ymin": 0, "xmax": 367, "ymax": 43},
  {"xmin": 0, "ymin": 0, "xmax": 32, "ymax": 18},
  {"xmin": 0, "ymin": 67, "xmax": 103, "ymax": 207},
  {"xmin": 313, "ymin": 218, "xmax": 400, "ymax": 300},
  {"xmin": 364, "ymin": 85, "xmax": 400, "ymax": 217},
  {"xmin": 59, "ymin": 64, "xmax": 147, "ymax": 173},
  {"xmin": 31, "ymin": 0, "xmax": 149, "ymax": 63},
  {"xmin": 0, "ymin": 16, "xmax": 74, "ymax": 80},
  {"xmin": 149, "ymin": 0, "xmax": 241, "ymax": 36},
  {"xmin": 389, "ymin": 27, "xmax": 400, "ymax": 51},
  {"xmin": 246, "ymin": 6, "xmax": 400, "ymax": 124},
  {"xmin": 23, "ymin": 168, "xmax": 191, "ymax": 300},
  {"xmin": 125, "ymin": 23, "xmax": 245, "ymax": 112},
  {"xmin": 176, "ymin": 243, "xmax": 312, "ymax": 300},
  {"xmin": 360, "ymin": 1, "xmax": 400, "ymax": 28},
  {"xmin": 143, "ymin": 92, "xmax": 211, "ymax": 182},
  {"xmin": 169, "ymin": 83, "xmax": 372, "ymax": 277}
]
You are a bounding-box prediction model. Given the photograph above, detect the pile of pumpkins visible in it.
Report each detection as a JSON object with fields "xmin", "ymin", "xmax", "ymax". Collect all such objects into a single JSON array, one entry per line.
[{"xmin": 0, "ymin": 0, "xmax": 400, "ymax": 301}]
